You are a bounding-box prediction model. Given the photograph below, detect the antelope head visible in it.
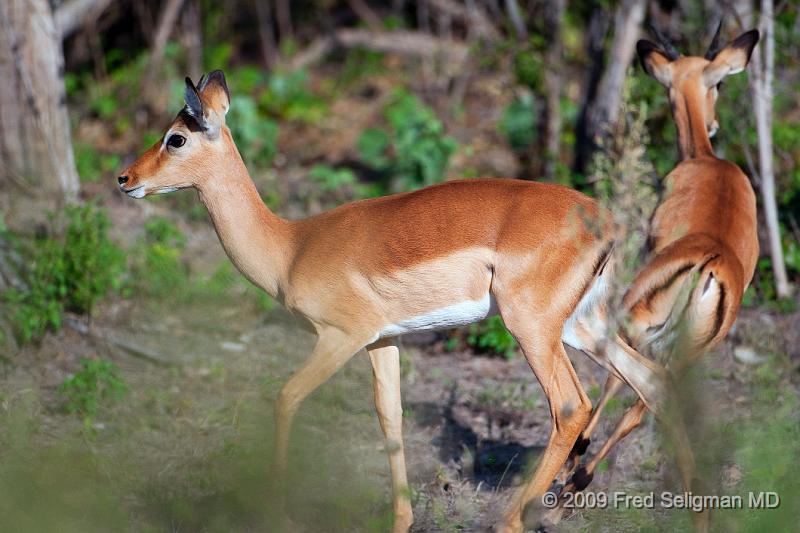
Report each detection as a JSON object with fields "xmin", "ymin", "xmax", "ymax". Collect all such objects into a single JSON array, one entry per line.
[
  {"xmin": 118, "ymin": 70, "xmax": 233, "ymax": 198},
  {"xmin": 636, "ymin": 24, "xmax": 759, "ymax": 145}
]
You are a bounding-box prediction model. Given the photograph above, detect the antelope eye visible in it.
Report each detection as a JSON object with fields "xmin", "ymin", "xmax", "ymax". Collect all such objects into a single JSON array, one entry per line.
[{"xmin": 167, "ymin": 134, "xmax": 186, "ymax": 148}]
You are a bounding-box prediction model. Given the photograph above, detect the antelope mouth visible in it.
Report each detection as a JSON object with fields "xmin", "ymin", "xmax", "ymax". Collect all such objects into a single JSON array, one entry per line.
[{"xmin": 122, "ymin": 184, "xmax": 146, "ymax": 198}]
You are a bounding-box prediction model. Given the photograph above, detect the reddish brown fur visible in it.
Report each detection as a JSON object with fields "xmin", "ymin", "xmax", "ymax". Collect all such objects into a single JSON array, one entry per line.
[
  {"xmin": 557, "ymin": 31, "xmax": 761, "ymax": 532},
  {"xmin": 120, "ymin": 71, "xmax": 633, "ymax": 533}
]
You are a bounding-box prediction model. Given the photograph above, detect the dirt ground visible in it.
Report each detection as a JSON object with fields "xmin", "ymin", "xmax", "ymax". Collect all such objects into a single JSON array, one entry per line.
[
  {"xmin": 2, "ymin": 198, "xmax": 798, "ymax": 532},
  {"xmin": 2, "ymin": 63, "xmax": 799, "ymax": 532}
]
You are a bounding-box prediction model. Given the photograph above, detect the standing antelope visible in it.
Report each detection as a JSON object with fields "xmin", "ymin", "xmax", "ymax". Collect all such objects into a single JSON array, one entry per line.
[
  {"xmin": 556, "ymin": 26, "xmax": 761, "ymax": 529},
  {"xmin": 118, "ymin": 71, "xmax": 671, "ymax": 532}
]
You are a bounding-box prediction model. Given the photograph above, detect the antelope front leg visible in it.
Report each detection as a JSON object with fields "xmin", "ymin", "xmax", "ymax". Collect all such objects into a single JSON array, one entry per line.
[
  {"xmin": 367, "ymin": 339, "xmax": 413, "ymax": 533},
  {"xmin": 271, "ymin": 327, "xmax": 370, "ymax": 525}
]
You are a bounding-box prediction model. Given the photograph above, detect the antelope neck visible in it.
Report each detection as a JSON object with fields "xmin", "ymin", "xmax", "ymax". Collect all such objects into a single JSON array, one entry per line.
[
  {"xmin": 196, "ymin": 153, "xmax": 292, "ymax": 300},
  {"xmin": 672, "ymin": 85, "xmax": 715, "ymax": 161}
]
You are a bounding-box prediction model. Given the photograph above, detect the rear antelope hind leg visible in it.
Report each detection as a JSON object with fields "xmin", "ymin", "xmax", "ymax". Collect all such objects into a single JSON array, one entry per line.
[
  {"xmin": 494, "ymin": 310, "xmax": 593, "ymax": 533},
  {"xmin": 550, "ymin": 343, "xmax": 710, "ymax": 531}
]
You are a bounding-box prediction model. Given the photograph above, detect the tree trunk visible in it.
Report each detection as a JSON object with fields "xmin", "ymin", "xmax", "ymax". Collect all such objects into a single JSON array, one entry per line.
[
  {"xmin": 575, "ymin": 0, "xmax": 645, "ymax": 173},
  {"xmin": 504, "ymin": 0, "xmax": 526, "ymax": 40},
  {"xmin": 587, "ymin": 0, "xmax": 646, "ymax": 138},
  {"xmin": 573, "ymin": 4, "xmax": 610, "ymax": 174},
  {"xmin": 255, "ymin": 0, "xmax": 278, "ymax": 68},
  {"xmin": 0, "ymin": 0, "xmax": 79, "ymax": 205},
  {"xmin": 276, "ymin": 0, "xmax": 293, "ymax": 43},
  {"xmin": 750, "ymin": 0, "xmax": 792, "ymax": 297},
  {"xmin": 54, "ymin": 0, "xmax": 114, "ymax": 39},
  {"xmin": 542, "ymin": 0, "xmax": 565, "ymax": 181}
]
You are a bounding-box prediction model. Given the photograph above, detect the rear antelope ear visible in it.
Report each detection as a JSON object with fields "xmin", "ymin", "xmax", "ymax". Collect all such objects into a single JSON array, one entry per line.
[
  {"xmin": 183, "ymin": 71, "xmax": 231, "ymax": 139},
  {"xmin": 636, "ymin": 40, "xmax": 674, "ymax": 87},
  {"xmin": 703, "ymin": 30, "xmax": 760, "ymax": 87}
]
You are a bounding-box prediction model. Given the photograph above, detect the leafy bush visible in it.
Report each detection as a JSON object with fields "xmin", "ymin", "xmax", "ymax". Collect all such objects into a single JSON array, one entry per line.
[
  {"xmin": 357, "ymin": 90, "xmax": 457, "ymax": 191},
  {"xmin": 467, "ymin": 316, "xmax": 518, "ymax": 359},
  {"xmin": 261, "ymin": 69, "xmax": 327, "ymax": 123},
  {"xmin": 4, "ymin": 204, "xmax": 124, "ymax": 344},
  {"xmin": 308, "ymin": 164, "xmax": 376, "ymax": 199},
  {"xmin": 309, "ymin": 164, "xmax": 359, "ymax": 192},
  {"xmin": 498, "ymin": 93, "xmax": 538, "ymax": 152},
  {"xmin": 227, "ymin": 94, "xmax": 279, "ymax": 167},
  {"xmin": 59, "ymin": 358, "xmax": 127, "ymax": 421},
  {"xmin": 132, "ymin": 217, "xmax": 187, "ymax": 295},
  {"xmin": 513, "ymin": 49, "xmax": 543, "ymax": 91},
  {"xmin": 75, "ymin": 142, "xmax": 121, "ymax": 183}
]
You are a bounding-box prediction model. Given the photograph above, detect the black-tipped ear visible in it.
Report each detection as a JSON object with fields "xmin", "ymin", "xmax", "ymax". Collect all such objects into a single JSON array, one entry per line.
[
  {"xmin": 637, "ymin": 40, "xmax": 674, "ymax": 86},
  {"xmin": 184, "ymin": 77, "xmax": 205, "ymax": 124},
  {"xmin": 727, "ymin": 29, "xmax": 760, "ymax": 64},
  {"xmin": 703, "ymin": 29, "xmax": 760, "ymax": 86},
  {"xmin": 205, "ymin": 70, "xmax": 230, "ymax": 102},
  {"xmin": 637, "ymin": 40, "xmax": 660, "ymax": 69}
]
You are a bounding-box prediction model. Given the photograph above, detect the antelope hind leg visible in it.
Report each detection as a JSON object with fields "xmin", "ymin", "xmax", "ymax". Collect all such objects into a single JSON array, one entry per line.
[{"xmin": 495, "ymin": 320, "xmax": 592, "ymax": 533}]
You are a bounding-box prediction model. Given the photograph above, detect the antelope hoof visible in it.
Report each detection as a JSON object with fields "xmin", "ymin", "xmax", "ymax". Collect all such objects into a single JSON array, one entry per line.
[
  {"xmin": 570, "ymin": 436, "xmax": 591, "ymax": 457},
  {"xmin": 392, "ymin": 512, "xmax": 413, "ymax": 533},
  {"xmin": 493, "ymin": 517, "xmax": 523, "ymax": 533},
  {"xmin": 571, "ymin": 466, "xmax": 594, "ymax": 492}
]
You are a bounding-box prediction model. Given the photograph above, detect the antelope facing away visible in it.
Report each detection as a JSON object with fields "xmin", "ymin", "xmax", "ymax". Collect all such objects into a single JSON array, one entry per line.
[
  {"xmin": 557, "ymin": 26, "xmax": 761, "ymax": 528},
  {"xmin": 118, "ymin": 71, "xmax": 672, "ymax": 532}
]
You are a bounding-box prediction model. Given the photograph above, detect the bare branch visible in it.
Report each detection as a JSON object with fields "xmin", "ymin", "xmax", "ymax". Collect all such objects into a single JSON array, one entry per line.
[
  {"xmin": 255, "ymin": 0, "xmax": 278, "ymax": 68},
  {"xmin": 276, "ymin": 0, "xmax": 293, "ymax": 42},
  {"xmin": 54, "ymin": 0, "xmax": 113, "ymax": 39},
  {"xmin": 346, "ymin": 0, "xmax": 382, "ymax": 32},
  {"xmin": 504, "ymin": 0, "xmax": 526, "ymax": 40},
  {"xmin": 149, "ymin": 0, "xmax": 185, "ymax": 73},
  {"xmin": 288, "ymin": 29, "xmax": 469, "ymax": 72},
  {"xmin": 429, "ymin": 0, "xmax": 499, "ymax": 39}
]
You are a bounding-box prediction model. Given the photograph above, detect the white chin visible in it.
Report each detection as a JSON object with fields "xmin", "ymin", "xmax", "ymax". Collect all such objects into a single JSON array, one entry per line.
[
  {"xmin": 708, "ymin": 127, "xmax": 718, "ymax": 138},
  {"xmin": 126, "ymin": 186, "xmax": 146, "ymax": 198},
  {"xmin": 155, "ymin": 187, "xmax": 179, "ymax": 194}
]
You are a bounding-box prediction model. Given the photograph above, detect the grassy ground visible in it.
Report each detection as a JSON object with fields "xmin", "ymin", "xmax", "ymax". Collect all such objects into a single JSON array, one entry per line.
[
  {"xmin": 1, "ymin": 242, "xmax": 798, "ymax": 532},
  {"xmin": 2, "ymin": 49, "xmax": 799, "ymax": 532}
]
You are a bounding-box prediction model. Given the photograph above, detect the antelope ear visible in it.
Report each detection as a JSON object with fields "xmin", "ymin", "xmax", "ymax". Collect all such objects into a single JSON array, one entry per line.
[
  {"xmin": 703, "ymin": 30, "xmax": 760, "ymax": 87},
  {"xmin": 184, "ymin": 77, "xmax": 206, "ymax": 126},
  {"xmin": 637, "ymin": 40, "xmax": 674, "ymax": 87},
  {"xmin": 194, "ymin": 70, "xmax": 230, "ymax": 139}
]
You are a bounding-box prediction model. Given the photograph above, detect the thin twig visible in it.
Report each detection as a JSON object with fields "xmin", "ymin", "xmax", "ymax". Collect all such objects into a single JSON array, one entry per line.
[{"xmin": 64, "ymin": 317, "xmax": 176, "ymax": 367}]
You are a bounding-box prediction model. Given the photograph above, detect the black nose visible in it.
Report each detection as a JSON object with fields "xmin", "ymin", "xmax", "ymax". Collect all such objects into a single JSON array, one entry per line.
[{"xmin": 118, "ymin": 176, "xmax": 129, "ymax": 185}]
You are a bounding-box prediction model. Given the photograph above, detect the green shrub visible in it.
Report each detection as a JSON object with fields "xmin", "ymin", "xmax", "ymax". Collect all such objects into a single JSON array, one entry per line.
[
  {"xmin": 58, "ymin": 358, "xmax": 127, "ymax": 421},
  {"xmin": 498, "ymin": 93, "xmax": 538, "ymax": 152},
  {"xmin": 132, "ymin": 217, "xmax": 187, "ymax": 295},
  {"xmin": 357, "ymin": 90, "xmax": 457, "ymax": 191},
  {"xmin": 264, "ymin": 69, "xmax": 327, "ymax": 123},
  {"xmin": 309, "ymin": 164, "xmax": 358, "ymax": 192},
  {"xmin": 513, "ymin": 49, "xmax": 543, "ymax": 91},
  {"xmin": 308, "ymin": 164, "xmax": 376, "ymax": 199},
  {"xmin": 467, "ymin": 316, "xmax": 518, "ymax": 359},
  {"xmin": 227, "ymin": 94, "xmax": 279, "ymax": 167},
  {"xmin": 74, "ymin": 142, "xmax": 121, "ymax": 183},
  {"xmin": 4, "ymin": 204, "xmax": 124, "ymax": 344}
]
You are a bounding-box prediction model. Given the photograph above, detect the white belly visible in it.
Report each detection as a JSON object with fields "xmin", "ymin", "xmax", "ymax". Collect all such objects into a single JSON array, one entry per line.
[{"xmin": 379, "ymin": 293, "xmax": 498, "ymax": 338}]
